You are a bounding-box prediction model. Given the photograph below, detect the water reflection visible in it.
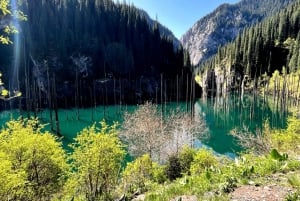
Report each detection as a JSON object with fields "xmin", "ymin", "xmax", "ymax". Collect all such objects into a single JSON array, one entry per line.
[
  {"xmin": 195, "ymin": 94, "xmax": 288, "ymax": 154},
  {"xmin": 0, "ymin": 94, "xmax": 289, "ymax": 156}
]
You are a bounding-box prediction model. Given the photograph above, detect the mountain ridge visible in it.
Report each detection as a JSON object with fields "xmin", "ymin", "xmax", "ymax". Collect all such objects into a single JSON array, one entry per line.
[
  {"xmin": 0, "ymin": 0, "xmax": 193, "ymax": 109},
  {"xmin": 138, "ymin": 8, "xmax": 181, "ymax": 49},
  {"xmin": 181, "ymin": 0, "xmax": 295, "ymax": 66}
]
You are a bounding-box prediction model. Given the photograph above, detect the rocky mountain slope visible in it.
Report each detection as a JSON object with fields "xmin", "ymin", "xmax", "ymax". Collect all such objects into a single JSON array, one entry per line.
[{"xmin": 181, "ymin": 0, "xmax": 295, "ymax": 66}]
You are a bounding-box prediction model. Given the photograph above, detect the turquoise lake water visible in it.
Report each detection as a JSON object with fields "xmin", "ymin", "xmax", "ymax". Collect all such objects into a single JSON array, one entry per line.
[{"xmin": 0, "ymin": 94, "xmax": 288, "ymax": 155}]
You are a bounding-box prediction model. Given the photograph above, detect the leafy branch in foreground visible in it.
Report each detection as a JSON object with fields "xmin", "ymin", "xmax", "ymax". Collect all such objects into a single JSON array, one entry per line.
[
  {"xmin": 0, "ymin": 0, "xmax": 27, "ymax": 44},
  {"xmin": 0, "ymin": 0, "xmax": 25, "ymax": 100},
  {"xmin": 0, "ymin": 72, "xmax": 21, "ymax": 100}
]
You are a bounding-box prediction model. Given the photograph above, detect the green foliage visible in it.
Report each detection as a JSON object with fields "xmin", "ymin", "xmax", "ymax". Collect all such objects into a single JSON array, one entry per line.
[
  {"xmin": 122, "ymin": 154, "xmax": 166, "ymax": 196},
  {"xmin": 133, "ymin": 115, "xmax": 300, "ymax": 200},
  {"xmin": 0, "ymin": 72, "xmax": 22, "ymax": 100},
  {"xmin": 270, "ymin": 115, "xmax": 300, "ymax": 155},
  {"xmin": 285, "ymin": 159, "xmax": 300, "ymax": 171},
  {"xmin": 265, "ymin": 69, "xmax": 300, "ymax": 100},
  {"xmin": 0, "ymin": 150, "xmax": 25, "ymax": 200},
  {"xmin": 287, "ymin": 175, "xmax": 300, "ymax": 188},
  {"xmin": 230, "ymin": 121, "xmax": 272, "ymax": 154},
  {"xmin": 178, "ymin": 145, "xmax": 197, "ymax": 175},
  {"xmin": 15, "ymin": 0, "xmax": 189, "ymax": 106},
  {"xmin": 233, "ymin": 156, "xmax": 255, "ymax": 178},
  {"xmin": 0, "ymin": 118, "xmax": 68, "ymax": 200},
  {"xmin": 68, "ymin": 121, "xmax": 125, "ymax": 201},
  {"xmin": 165, "ymin": 155, "xmax": 182, "ymax": 181},
  {"xmin": 219, "ymin": 176, "xmax": 238, "ymax": 193},
  {"xmin": 270, "ymin": 149, "xmax": 288, "ymax": 161},
  {"xmin": 235, "ymin": 154, "xmax": 277, "ymax": 176},
  {"xmin": 0, "ymin": 0, "xmax": 26, "ymax": 44},
  {"xmin": 197, "ymin": 0, "xmax": 300, "ymax": 95},
  {"xmin": 0, "ymin": 0, "xmax": 12, "ymax": 44},
  {"xmin": 285, "ymin": 191, "xmax": 300, "ymax": 201},
  {"xmin": 0, "ymin": 0, "xmax": 10, "ymax": 15},
  {"xmin": 190, "ymin": 149, "xmax": 218, "ymax": 175},
  {"xmin": 231, "ymin": 116, "xmax": 300, "ymax": 157}
]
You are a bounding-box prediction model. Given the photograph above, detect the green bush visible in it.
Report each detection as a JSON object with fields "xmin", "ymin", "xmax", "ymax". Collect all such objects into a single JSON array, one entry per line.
[
  {"xmin": 190, "ymin": 149, "xmax": 218, "ymax": 175},
  {"xmin": 271, "ymin": 116, "xmax": 300, "ymax": 155},
  {"xmin": 179, "ymin": 145, "xmax": 197, "ymax": 175},
  {"xmin": 122, "ymin": 154, "xmax": 166, "ymax": 195},
  {"xmin": 165, "ymin": 155, "xmax": 182, "ymax": 181},
  {"xmin": 285, "ymin": 190, "xmax": 300, "ymax": 201}
]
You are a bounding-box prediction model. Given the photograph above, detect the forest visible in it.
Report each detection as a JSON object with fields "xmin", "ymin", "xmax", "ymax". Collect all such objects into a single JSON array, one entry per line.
[
  {"xmin": 0, "ymin": 0, "xmax": 300, "ymax": 200},
  {"xmin": 196, "ymin": 0, "xmax": 300, "ymax": 103},
  {"xmin": 0, "ymin": 0, "xmax": 194, "ymax": 111}
]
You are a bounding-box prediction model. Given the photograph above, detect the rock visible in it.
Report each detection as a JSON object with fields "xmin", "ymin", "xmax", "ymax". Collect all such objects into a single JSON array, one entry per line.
[
  {"xmin": 116, "ymin": 194, "xmax": 126, "ymax": 201},
  {"xmin": 180, "ymin": 0, "xmax": 294, "ymax": 66},
  {"xmin": 131, "ymin": 194, "xmax": 145, "ymax": 201},
  {"xmin": 170, "ymin": 195, "xmax": 198, "ymax": 201}
]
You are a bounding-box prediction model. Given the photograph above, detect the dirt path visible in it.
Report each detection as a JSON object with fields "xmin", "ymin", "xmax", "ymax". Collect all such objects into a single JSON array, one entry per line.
[{"xmin": 230, "ymin": 184, "xmax": 294, "ymax": 201}]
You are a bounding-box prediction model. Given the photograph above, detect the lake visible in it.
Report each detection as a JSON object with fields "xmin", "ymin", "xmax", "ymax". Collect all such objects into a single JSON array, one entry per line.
[{"xmin": 0, "ymin": 94, "xmax": 288, "ymax": 155}]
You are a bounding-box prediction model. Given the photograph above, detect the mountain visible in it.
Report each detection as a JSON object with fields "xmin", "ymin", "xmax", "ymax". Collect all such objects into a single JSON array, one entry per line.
[
  {"xmin": 195, "ymin": 0, "xmax": 300, "ymax": 97},
  {"xmin": 0, "ymin": 0, "xmax": 193, "ymax": 109},
  {"xmin": 181, "ymin": 0, "xmax": 295, "ymax": 66}
]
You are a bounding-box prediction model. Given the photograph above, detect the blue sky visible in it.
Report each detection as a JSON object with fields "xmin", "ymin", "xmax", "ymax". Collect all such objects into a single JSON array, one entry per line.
[{"xmin": 113, "ymin": 0, "xmax": 240, "ymax": 38}]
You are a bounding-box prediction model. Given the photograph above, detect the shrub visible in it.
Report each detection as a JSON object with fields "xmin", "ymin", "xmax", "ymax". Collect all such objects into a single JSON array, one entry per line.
[
  {"xmin": 179, "ymin": 145, "xmax": 197, "ymax": 175},
  {"xmin": 190, "ymin": 149, "xmax": 218, "ymax": 175},
  {"xmin": 68, "ymin": 121, "xmax": 125, "ymax": 201},
  {"xmin": 165, "ymin": 154, "xmax": 182, "ymax": 181},
  {"xmin": 271, "ymin": 116, "xmax": 300, "ymax": 155},
  {"xmin": 122, "ymin": 154, "xmax": 166, "ymax": 195},
  {"xmin": 0, "ymin": 118, "xmax": 68, "ymax": 200}
]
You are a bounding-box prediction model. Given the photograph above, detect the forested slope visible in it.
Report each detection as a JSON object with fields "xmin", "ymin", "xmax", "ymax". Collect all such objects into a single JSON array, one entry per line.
[
  {"xmin": 181, "ymin": 0, "xmax": 295, "ymax": 66},
  {"xmin": 0, "ymin": 0, "xmax": 192, "ymax": 109},
  {"xmin": 195, "ymin": 0, "xmax": 300, "ymax": 98}
]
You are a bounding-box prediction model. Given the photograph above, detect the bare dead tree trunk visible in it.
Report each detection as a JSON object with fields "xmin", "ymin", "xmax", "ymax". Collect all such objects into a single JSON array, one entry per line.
[
  {"xmin": 161, "ymin": 74, "xmax": 163, "ymax": 116},
  {"xmin": 114, "ymin": 78, "xmax": 116, "ymax": 113},
  {"xmin": 46, "ymin": 63, "xmax": 53, "ymax": 131},
  {"xmin": 186, "ymin": 74, "xmax": 189, "ymax": 112},
  {"xmin": 164, "ymin": 79, "xmax": 167, "ymax": 116},
  {"xmin": 297, "ymin": 75, "xmax": 300, "ymax": 105},
  {"xmin": 25, "ymin": 55, "xmax": 30, "ymax": 118},
  {"xmin": 75, "ymin": 68, "xmax": 79, "ymax": 120},
  {"xmin": 52, "ymin": 74, "xmax": 60, "ymax": 136},
  {"xmin": 119, "ymin": 78, "xmax": 122, "ymax": 113},
  {"xmin": 32, "ymin": 80, "xmax": 37, "ymax": 118},
  {"xmin": 176, "ymin": 74, "xmax": 179, "ymax": 107}
]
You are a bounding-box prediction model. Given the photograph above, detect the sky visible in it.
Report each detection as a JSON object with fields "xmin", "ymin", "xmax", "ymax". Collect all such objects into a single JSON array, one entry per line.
[{"xmin": 113, "ymin": 0, "xmax": 240, "ymax": 38}]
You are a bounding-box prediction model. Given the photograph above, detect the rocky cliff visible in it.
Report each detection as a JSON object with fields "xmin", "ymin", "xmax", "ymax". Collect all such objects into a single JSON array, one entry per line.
[{"xmin": 181, "ymin": 0, "xmax": 295, "ymax": 66}]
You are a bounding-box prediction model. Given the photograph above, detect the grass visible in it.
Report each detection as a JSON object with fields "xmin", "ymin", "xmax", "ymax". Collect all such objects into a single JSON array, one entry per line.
[
  {"xmin": 118, "ymin": 114, "xmax": 300, "ymax": 201},
  {"xmin": 139, "ymin": 152, "xmax": 300, "ymax": 201}
]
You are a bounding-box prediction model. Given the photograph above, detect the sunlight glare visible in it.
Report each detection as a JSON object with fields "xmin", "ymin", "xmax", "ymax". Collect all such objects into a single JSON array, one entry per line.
[{"xmin": 11, "ymin": 0, "xmax": 21, "ymax": 92}]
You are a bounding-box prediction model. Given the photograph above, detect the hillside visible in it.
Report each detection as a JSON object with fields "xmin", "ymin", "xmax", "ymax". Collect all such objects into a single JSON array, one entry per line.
[
  {"xmin": 181, "ymin": 0, "xmax": 295, "ymax": 66},
  {"xmin": 195, "ymin": 0, "xmax": 300, "ymax": 99},
  {"xmin": 0, "ymin": 0, "xmax": 192, "ymax": 109}
]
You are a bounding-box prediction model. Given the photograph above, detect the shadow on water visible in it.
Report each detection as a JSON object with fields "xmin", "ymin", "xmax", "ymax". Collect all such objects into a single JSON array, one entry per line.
[
  {"xmin": 0, "ymin": 93, "xmax": 289, "ymax": 156},
  {"xmin": 195, "ymin": 93, "xmax": 289, "ymax": 155}
]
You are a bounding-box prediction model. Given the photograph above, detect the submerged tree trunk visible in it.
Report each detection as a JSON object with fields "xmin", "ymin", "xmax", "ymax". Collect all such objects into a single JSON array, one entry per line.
[
  {"xmin": 46, "ymin": 62, "xmax": 53, "ymax": 131},
  {"xmin": 52, "ymin": 74, "xmax": 60, "ymax": 136}
]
